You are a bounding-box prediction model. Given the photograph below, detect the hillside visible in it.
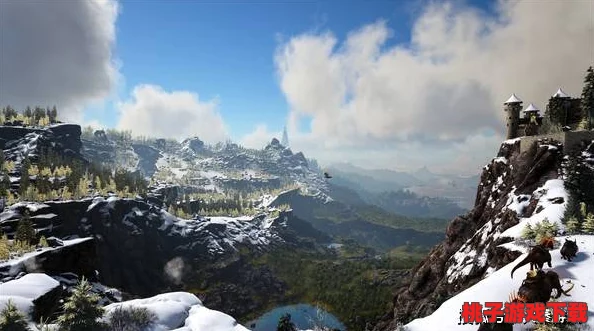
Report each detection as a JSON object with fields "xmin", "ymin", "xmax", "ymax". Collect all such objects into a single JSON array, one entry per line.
[
  {"xmin": 372, "ymin": 137, "xmax": 594, "ymax": 331},
  {"xmin": 79, "ymin": 130, "xmax": 449, "ymax": 251},
  {"xmin": 0, "ymin": 119, "xmax": 432, "ymax": 331},
  {"xmin": 327, "ymin": 163, "xmax": 478, "ymax": 212}
]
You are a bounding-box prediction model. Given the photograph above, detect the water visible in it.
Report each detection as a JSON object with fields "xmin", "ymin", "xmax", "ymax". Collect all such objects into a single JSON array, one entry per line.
[{"xmin": 246, "ymin": 303, "xmax": 346, "ymax": 331}]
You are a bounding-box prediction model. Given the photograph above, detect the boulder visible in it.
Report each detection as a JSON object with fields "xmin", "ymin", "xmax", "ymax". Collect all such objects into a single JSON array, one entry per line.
[{"xmin": 0, "ymin": 273, "xmax": 63, "ymax": 322}]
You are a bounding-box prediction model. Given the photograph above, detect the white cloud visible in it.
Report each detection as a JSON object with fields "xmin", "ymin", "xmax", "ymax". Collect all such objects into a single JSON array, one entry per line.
[
  {"xmin": 270, "ymin": 0, "xmax": 593, "ymax": 173},
  {"xmin": 0, "ymin": 0, "xmax": 120, "ymax": 123},
  {"xmin": 116, "ymin": 84, "xmax": 228, "ymax": 143},
  {"xmin": 239, "ymin": 124, "xmax": 281, "ymax": 149}
]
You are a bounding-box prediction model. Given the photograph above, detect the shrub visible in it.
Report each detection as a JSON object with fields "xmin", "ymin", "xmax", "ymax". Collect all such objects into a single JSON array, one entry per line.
[
  {"xmin": 38, "ymin": 236, "xmax": 48, "ymax": 248},
  {"xmin": 521, "ymin": 224, "xmax": 535, "ymax": 239},
  {"xmin": 582, "ymin": 213, "xmax": 594, "ymax": 234},
  {"xmin": 0, "ymin": 300, "xmax": 30, "ymax": 331},
  {"xmin": 57, "ymin": 278, "xmax": 106, "ymax": 331},
  {"xmin": 107, "ymin": 306, "xmax": 157, "ymax": 331},
  {"xmin": 565, "ymin": 216, "xmax": 581, "ymax": 234},
  {"xmin": 15, "ymin": 211, "xmax": 36, "ymax": 245}
]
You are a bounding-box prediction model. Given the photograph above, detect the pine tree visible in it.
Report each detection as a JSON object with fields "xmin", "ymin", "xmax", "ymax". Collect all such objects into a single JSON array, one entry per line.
[
  {"xmin": 57, "ymin": 278, "xmax": 106, "ymax": 331},
  {"xmin": 50, "ymin": 106, "xmax": 58, "ymax": 123},
  {"xmin": 565, "ymin": 216, "xmax": 581, "ymax": 234},
  {"xmin": 0, "ymin": 173, "xmax": 10, "ymax": 197},
  {"xmin": 19, "ymin": 158, "xmax": 31, "ymax": 197},
  {"xmin": 15, "ymin": 211, "xmax": 36, "ymax": 245},
  {"xmin": 581, "ymin": 66, "xmax": 594, "ymax": 130},
  {"xmin": 521, "ymin": 224, "xmax": 535, "ymax": 239},
  {"xmin": 564, "ymin": 154, "xmax": 594, "ymax": 208},
  {"xmin": 0, "ymin": 299, "xmax": 30, "ymax": 331},
  {"xmin": 38, "ymin": 236, "xmax": 48, "ymax": 248},
  {"xmin": 583, "ymin": 213, "xmax": 594, "ymax": 234},
  {"xmin": 0, "ymin": 234, "xmax": 9, "ymax": 260},
  {"xmin": 94, "ymin": 176, "xmax": 102, "ymax": 194}
]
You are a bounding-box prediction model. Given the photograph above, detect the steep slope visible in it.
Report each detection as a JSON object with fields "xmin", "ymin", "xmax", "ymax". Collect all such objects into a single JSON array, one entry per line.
[
  {"xmin": 0, "ymin": 124, "xmax": 83, "ymax": 164},
  {"xmin": 81, "ymin": 133, "xmax": 448, "ymax": 251},
  {"xmin": 404, "ymin": 234, "xmax": 594, "ymax": 331},
  {"xmin": 270, "ymin": 188, "xmax": 445, "ymax": 251},
  {"xmin": 373, "ymin": 137, "xmax": 594, "ymax": 330},
  {"xmin": 0, "ymin": 196, "xmax": 327, "ymax": 294}
]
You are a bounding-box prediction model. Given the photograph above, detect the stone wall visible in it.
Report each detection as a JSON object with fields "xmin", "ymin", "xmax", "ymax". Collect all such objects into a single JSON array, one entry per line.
[{"xmin": 519, "ymin": 131, "xmax": 594, "ymax": 154}]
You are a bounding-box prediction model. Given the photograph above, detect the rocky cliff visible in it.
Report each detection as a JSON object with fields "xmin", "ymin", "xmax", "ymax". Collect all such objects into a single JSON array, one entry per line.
[
  {"xmin": 372, "ymin": 137, "xmax": 593, "ymax": 330},
  {"xmin": 0, "ymin": 196, "xmax": 326, "ymax": 294},
  {"xmin": 0, "ymin": 124, "xmax": 83, "ymax": 163}
]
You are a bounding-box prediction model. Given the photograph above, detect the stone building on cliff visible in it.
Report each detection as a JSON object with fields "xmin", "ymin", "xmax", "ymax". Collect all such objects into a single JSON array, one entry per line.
[{"xmin": 503, "ymin": 87, "xmax": 594, "ymax": 154}]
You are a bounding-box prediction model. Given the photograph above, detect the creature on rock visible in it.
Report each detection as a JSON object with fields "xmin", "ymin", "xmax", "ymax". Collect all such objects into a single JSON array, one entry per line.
[{"xmin": 510, "ymin": 237, "xmax": 555, "ymax": 278}]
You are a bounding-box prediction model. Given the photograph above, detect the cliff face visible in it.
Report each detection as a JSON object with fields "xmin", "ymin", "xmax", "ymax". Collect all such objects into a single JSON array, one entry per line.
[
  {"xmin": 372, "ymin": 138, "xmax": 570, "ymax": 330},
  {"xmin": 0, "ymin": 124, "xmax": 82, "ymax": 162}
]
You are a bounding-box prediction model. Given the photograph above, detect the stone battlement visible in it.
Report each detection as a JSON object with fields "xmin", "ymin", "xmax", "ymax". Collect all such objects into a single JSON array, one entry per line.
[{"xmin": 519, "ymin": 130, "xmax": 594, "ymax": 154}]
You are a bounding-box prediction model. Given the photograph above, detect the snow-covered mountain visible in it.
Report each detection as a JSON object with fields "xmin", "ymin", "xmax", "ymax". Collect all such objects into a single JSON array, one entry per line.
[
  {"xmin": 82, "ymin": 134, "xmax": 330, "ymax": 202},
  {"xmin": 373, "ymin": 138, "xmax": 594, "ymax": 331}
]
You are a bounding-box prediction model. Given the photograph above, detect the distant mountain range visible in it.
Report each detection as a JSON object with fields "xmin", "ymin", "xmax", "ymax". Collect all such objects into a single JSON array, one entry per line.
[{"xmin": 327, "ymin": 162, "xmax": 479, "ymax": 212}]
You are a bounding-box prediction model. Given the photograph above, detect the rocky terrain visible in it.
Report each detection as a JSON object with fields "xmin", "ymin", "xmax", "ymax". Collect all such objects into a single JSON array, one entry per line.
[
  {"xmin": 372, "ymin": 137, "xmax": 594, "ymax": 331},
  {"xmin": 77, "ymin": 129, "xmax": 447, "ymax": 252},
  {"xmin": 0, "ymin": 121, "xmax": 458, "ymax": 330}
]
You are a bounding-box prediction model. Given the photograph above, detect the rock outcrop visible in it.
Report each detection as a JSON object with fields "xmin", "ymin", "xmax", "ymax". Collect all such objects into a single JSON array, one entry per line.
[
  {"xmin": 0, "ymin": 273, "xmax": 63, "ymax": 322},
  {"xmin": 0, "ymin": 195, "xmax": 329, "ymax": 299},
  {"xmin": 0, "ymin": 124, "xmax": 83, "ymax": 163},
  {"xmin": 372, "ymin": 138, "xmax": 571, "ymax": 330}
]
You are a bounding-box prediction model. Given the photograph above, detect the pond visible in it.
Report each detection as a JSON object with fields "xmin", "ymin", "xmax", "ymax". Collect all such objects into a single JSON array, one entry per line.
[{"xmin": 246, "ymin": 303, "xmax": 346, "ymax": 331}]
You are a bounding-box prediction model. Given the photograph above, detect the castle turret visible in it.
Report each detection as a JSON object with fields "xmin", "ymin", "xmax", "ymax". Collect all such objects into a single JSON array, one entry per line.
[
  {"xmin": 523, "ymin": 103, "xmax": 541, "ymax": 117},
  {"xmin": 522, "ymin": 103, "xmax": 543, "ymax": 136},
  {"xmin": 553, "ymin": 88, "xmax": 570, "ymax": 99},
  {"xmin": 504, "ymin": 93, "xmax": 523, "ymax": 139},
  {"xmin": 550, "ymin": 87, "xmax": 575, "ymax": 127}
]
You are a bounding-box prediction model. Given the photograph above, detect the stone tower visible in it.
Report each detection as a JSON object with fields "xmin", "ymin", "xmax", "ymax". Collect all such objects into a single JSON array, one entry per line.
[
  {"xmin": 281, "ymin": 126, "xmax": 289, "ymax": 147},
  {"xmin": 504, "ymin": 93, "xmax": 523, "ymax": 139}
]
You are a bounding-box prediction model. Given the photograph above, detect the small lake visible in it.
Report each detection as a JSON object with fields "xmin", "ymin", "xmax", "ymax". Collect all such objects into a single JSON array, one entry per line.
[{"xmin": 246, "ymin": 303, "xmax": 346, "ymax": 331}]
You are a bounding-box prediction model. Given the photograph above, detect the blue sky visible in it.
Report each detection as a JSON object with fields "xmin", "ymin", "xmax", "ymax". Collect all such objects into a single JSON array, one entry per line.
[
  {"xmin": 91, "ymin": 0, "xmax": 487, "ymax": 140},
  {"xmin": 4, "ymin": 0, "xmax": 590, "ymax": 173}
]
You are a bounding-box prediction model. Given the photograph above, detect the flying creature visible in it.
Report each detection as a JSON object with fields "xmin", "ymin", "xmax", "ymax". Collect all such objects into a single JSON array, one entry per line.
[{"xmin": 323, "ymin": 172, "xmax": 332, "ymax": 179}]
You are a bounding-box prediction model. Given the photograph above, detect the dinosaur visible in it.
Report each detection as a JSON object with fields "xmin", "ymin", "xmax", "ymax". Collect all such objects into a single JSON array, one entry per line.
[
  {"xmin": 509, "ymin": 269, "xmax": 574, "ymax": 304},
  {"xmin": 560, "ymin": 238, "xmax": 578, "ymax": 261},
  {"xmin": 510, "ymin": 237, "xmax": 554, "ymax": 279}
]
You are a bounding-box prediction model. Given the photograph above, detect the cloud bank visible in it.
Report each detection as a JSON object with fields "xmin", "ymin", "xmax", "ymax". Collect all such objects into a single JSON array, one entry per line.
[
  {"xmin": 0, "ymin": 0, "xmax": 120, "ymax": 123},
  {"xmin": 261, "ymin": 0, "xmax": 593, "ymax": 173},
  {"xmin": 117, "ymin": 85, "xmax": 228, "ymax": 143}
]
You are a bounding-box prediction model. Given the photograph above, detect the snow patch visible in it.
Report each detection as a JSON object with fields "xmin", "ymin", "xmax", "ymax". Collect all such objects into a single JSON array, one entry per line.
[{"xmin": 406, "ymin": 235, "xmax": 594, "ymax": 331}]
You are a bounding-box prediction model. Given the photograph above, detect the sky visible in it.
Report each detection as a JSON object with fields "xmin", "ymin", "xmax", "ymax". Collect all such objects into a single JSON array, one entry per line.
[{"xmin": 1, "ymin": 0, "xmax": 593, "ymax": 175}]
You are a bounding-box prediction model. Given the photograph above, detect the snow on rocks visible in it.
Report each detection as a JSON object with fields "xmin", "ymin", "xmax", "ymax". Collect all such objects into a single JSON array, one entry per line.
[
  {"xmin": 0, "ymin": 237, "xmax": 93, "ymax": 277},
  {"xmin": 503, "ymin": 138, "xmax": 521, "ymax": 145},
  {"xmin": 0, "ymin": 273, "xmax": 60, "ymax": 316},
  {"xmin": 104, "ymin": 292, "xmax": 200, "ymax": 330},
  {"xmin": 501, "ymin": 179, "xmax": 568, "ymax": 239},
  {"xmin": 104, "ymin": 292, "xmax": 249, "ymax": 331},
  {"xmin": 406, "ymin": 235, "xmax": 594, "ymax": 331},
  {"xmin": 174, "ymin": 305, "xmax": 250, "ymax": 331},
  {"xmin": 445, "ymin": 219, "xmax": 492, "ymax": 284}
]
